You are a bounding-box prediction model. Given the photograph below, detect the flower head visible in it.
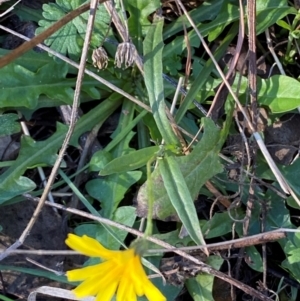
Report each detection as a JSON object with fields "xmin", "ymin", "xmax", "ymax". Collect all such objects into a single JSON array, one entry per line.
[
  {"xmin": 114, "ymin": 42, "xmax": 136, "ymax": 69},
  {"xmin": 92, "ymin": 47, "xmax": 108, "ymax": 70},
  {"xmin": 65, "ymin": 234, "xmax": 166, "ymax": 301}
]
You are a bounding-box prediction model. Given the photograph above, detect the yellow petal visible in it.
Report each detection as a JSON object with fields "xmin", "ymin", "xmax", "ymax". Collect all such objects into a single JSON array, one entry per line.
[
  {"xmin": 132, "ymin": 255, "xmax": 147, "ymax": 280},
  {"xmin": 95, "ymin": 280, "xmax": 119, "ymax": 301},
  {"xmin": 116, "ymin": 270, "xmax": 131, "ymax": 301},
  {"xmin": 95, "ymin": 265, "xmax": 123, "ymax": 290},
  {"xmin": 124, "ymin": 284, "xmax": 136, "ymax": 301},
  {"xmin": 73, "ymin": 264, "xmax": 122, "ymax": 297},
  {"xmin": 73, "ymin": 276, "xmax": 104, "ymax": 298},
  {"xmin": 130, "ymin": 255, "xmax": 166, "ymax": 301},
  {"xmin": 65, "ymin": 234, "xmax": 117, "ymax": 259},
  {"xmin": 66, "ymin": 260, "xmax": 114, "ymax": 282},
  {"xmin": 143, "ymin": 281, "xmax": 166, "ymax": 301},
  {"xmin": 130, "ymin": 256, "xmax": 148, "ymax": 294}
]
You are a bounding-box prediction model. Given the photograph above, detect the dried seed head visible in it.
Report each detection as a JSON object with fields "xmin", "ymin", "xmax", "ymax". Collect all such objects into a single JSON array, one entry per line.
[
  {"xmin": 115, "ymin": 42, "xmax": 136, "ymax": 69},
  {"xmin": 92, "ymin": 47, "xmax": 108, "ymax": 70}
]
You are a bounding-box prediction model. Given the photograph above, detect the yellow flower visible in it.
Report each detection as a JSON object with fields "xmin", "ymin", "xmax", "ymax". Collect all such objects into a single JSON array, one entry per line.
[{"xmin": 65, "ymin": 234, "xmax": 166, "ymax": 301}]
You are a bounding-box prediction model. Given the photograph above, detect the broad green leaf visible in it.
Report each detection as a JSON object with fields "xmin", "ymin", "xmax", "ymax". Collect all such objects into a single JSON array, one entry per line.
[
  {"xmin": 159, "ymin": 156, "xmax": 206, "ymax": 246},
  {"xmin": 264, "ymin": 190, "xmax": 292, "ymax": 230},
  {"xmin": 0, "ymin": 114, "xmax": 21, "ymax": 136},
  {"xmin": 244, "ymin": 246, "xmax": 263, "ymax": 272},
  {"xmin": 0, "ymin": 60, "xmax": 73, "ymax": 109},
  {"xmin": 257, "ymin": 159, "xmax": 300, "ymax": 199},
  {"xmin": 202, "ymin": 212, "xmax": 236, "ymax": 239},
  {"xmin": 143, "ymin": 15, "xmax": 179, "ymax": 146},
  {"xmin": 99, "ymin": 146, "xmax": 159, "ymax": 175},
  {"xmin": 89, "ymin": 150, "xmax": 113, "ymax": 172},
  {"xmin": 75, "ymin": 206, "xmax": 137, "ymax": 250},
  {"xmin": 36, "ymin": 0, "xmax": 111, "ymax": 58},
  {"xmin": 0, "ymin": 97, "xmax": 121, "ymax": 204},
  {"xmin": 85, "ymin": 171, "xmax": 142, "ymax": 218},
  {"xmin": 97, "ymin": 206, "xmax": 137, "ymax": 250},
  {"xmin": 282, "ymin": 233, "xmax": 300, "ymax": 282},
  {"xmin": 136, "ymin": 118, "xmax": 223, "ymax": 221},
  {"xmin": 258, "ymin": 75, "xmax": 300, "ymax": 113},
  {"xmin": 186, "ymin": 256, "xmax": 223, "ymax": 301}
]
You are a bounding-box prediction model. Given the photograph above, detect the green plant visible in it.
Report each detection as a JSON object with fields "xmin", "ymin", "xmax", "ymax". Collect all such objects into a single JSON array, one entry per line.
[{"xmin": 1, "ymin": 0, "xmax": 300, "ymax": 300}]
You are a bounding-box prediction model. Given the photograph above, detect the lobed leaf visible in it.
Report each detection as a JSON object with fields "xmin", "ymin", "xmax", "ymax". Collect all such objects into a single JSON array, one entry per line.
[
  {"xmin": 0, "ymin": 114, "xmax": 21, "ymax": 137},
  {"xmin": 0, "ymin": 60, "xmax": 73, "ymax": 109},
  {"xmin": 36, "ymin": 0, "xmax": 111, "ymax": 58},
  {"xmin": 0, "ymin": 97, "xmax": 121, "ymax": 204}
]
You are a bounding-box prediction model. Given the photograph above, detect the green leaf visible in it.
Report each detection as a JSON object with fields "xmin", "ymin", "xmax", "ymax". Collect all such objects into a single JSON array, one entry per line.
[
  {"xmin": 36, "ymin": 0, "xmax": 110, "ymax": 58},
  {"xmin": 163, "ymin": 1, "xmax": 222, "ymax": 39},
  {"xmin": 75, "ymin": 206, "xmax": 137, "ymax": 250},
  {"xmin": 174, "ymin": 24, "xmax": 237, "ymax": 123},
  {"xmin": 97, "ymin": 206, "xmax": 137, "ymax": 250},
  {"xmin": 137, "ymin": 118, "xmax": 223, "ymax": 221},
  {"xmin": 256, "ymin": 0, "xmax": 296, "ymax": 35},
  {"xmin": 207, "ymin": 1, "xmax": 238, "ymax": 42},
  {"xmin": 143, "ymin": 15, "xmax": 179, "ymax": 145},
  {"xmin": 104, "ymin": 110, "xmax": 148, "ymax": 153},
  {"xmin": 0, "ymin": 97, "xmax": 121, "ymax": 204},
  {"xmin": 159, "ymin": 156, "xmax": 206, "ymax": 245},
  {"xmin": 0, "ymin": 114, "xmax": 21, "ymax": 136},
  {"xmin": 0, "ymin": 265, "xmax": 68, "ymax": 283},
  {"xmin": 86, "ymin": 171, "xmax": 142, "ymax": 218},
  {"xmin": 202, "ymin": 212, "xmax": 236, "ymax": 239},
  {"xmin": 0, "ymin": 49, "xmax": 55, "ymax": 71},
  {"xmin": 245, "ymin": 246, "xmax": 263, "ymax": 272},
  {"xmin": 0, "ymin": 124, "xmax": 67, "ymax": 203},
  {"xmin": 277, "ymin": 19, "xmax": 292, "ymax": 30},
  {"xmin": 152, "ymin": 230, "xmax": 193, "ymax": 249},
  {"xmin": 89, "ymin": 150, "xmax": 113, "ymax": 172},
  {"xmin": 126, "ymin": 0, "xmax": 160, "ymax": 38},
  {"xmin": 69, "ymin": 93, "xmax": 123, "ymax": 147},
  {"xmin": 99, "ymin": 146, "xmax": 159, "ymax": 175},
  {"xmin": 281, "ymin": 233, "xmax": 300, "ymax": 282},
  {"xmin": 258, "ymin": 157, "xmax": 300, "ymax": 199},
  {"xmin": 163, "ymin": 0, "xmax": 293, "ymax": 57},
  {"xmin": 186, "ymin": 256, "xmax": 223, "ymax": 301},
  {"xmin": 258, "ymin": 75, "xmax": 300, "ymax": 113},
  {"xmin": 0, "ymin": 60, "xmax": 73, "ymax": 109}
]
